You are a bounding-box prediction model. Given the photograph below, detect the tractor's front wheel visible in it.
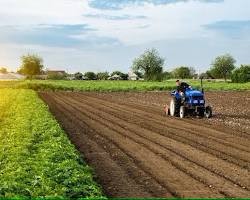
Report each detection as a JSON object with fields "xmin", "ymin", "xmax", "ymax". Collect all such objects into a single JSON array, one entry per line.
[
  {"xmin": 180, "ymin": 106, "xmax": 185, "ymax": 118},
  {"xmin": 169, "ymin": 98, "xmax": 177, "ymax": 117},
  {"xmin": 205, "ymin": 106, "xmax": 212, "ymax": 118}
]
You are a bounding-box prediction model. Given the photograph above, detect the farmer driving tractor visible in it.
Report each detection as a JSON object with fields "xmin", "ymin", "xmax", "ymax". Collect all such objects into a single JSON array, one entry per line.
[
  {"xmin": 176, "ymin": 80, "xmax": 192, "ymax": 93},
  {"xmin": 175, "ymin": 80, "xmax": 192, "ymax": 102},
  {"xmin": 165, "ymin": 79, "xmax": 212, "ymax": 118}
]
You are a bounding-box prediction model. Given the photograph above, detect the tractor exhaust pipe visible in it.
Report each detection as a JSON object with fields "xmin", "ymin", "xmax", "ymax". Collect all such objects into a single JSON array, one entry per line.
[{"xmin": 201, "ymin": 77, "xmax": 204, "ymax": 94}]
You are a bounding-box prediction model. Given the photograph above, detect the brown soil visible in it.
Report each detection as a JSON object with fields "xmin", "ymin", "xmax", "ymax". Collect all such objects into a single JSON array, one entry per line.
[{"xmin": 39, "ymin": 91, "xmax": 250, "ymax": 198}]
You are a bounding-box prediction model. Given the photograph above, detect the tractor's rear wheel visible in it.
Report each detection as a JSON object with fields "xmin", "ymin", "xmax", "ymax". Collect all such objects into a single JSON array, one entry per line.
[
  {"xmin": 169, "ymin": 98, "xmax": 177, "ymax": 117},
  {"xmin": 180, "ymin": 106, "xmax": 185, "ymax": 118},
  {"xmin": 205, "ymin": 106, "xmax": 212, "ymax": 118}
]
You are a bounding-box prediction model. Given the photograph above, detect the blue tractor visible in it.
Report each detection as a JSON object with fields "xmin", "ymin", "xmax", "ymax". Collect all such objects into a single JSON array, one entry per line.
[{"xmin": 165, "ymin": 79, "xmax": 212, "ymax": 118}]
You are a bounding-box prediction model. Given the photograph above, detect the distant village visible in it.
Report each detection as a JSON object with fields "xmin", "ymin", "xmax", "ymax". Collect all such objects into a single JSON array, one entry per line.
[
  {"xmin": 0, "ymin": 69, "xmax": 142, "ymax": 81},
  {"xmin": 2, "ymin": 50, "xmax": 243, "ymax": 82}
]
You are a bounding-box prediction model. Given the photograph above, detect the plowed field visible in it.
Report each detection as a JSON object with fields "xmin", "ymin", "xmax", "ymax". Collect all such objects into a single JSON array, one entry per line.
[{"xmin": 39, "ymin": 91, "xmax": 250, "ymax": 198}]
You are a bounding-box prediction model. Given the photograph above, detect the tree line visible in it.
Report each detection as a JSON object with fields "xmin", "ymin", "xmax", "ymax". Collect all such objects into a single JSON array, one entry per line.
[
  {"xmin": 15, "ymin": 49, "xmax": 250, "ymax": 83},
  {"xmin": 73, "ymin": 71, "xmax": 129, "ymax": 80},
  {"xmin": 132, "ymin": 49, "xmax": 249, "ymax": 83}
]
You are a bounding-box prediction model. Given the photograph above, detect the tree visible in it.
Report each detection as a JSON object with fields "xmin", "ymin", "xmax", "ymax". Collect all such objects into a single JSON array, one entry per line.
[
  {"xmin": 74, "ymin": 72, "xmax": 83, "ymax": 80},
  {"xmin": 231, "ymin": 65, "xmax": 250, "ymax": 83},
  {"xmin": 189, "ymin": 67, "xmax": 196, "ymax": 78},
  {"xmin": 210, "ymin": 54, "xmax": 236, "ymax": 81},
  {"xmin": 172, "ymin": 66, "xmax": 192, "ymax": 79},
  {"xmin": 84, "ymin": 72, "xmax": 97, "ymax": 80},
  {"xmin": 205, "ymin": 70, "xmax": 216, "ymax": 79},
  {"xmin": 96, "ymin": 72, "xmax": 109, "ymax": 80},
  {"xmin": 199, "ymin": 71, "xmax": 214, "ymax": 79},
  {"xmin": 134, "ymin": 71, "xmax": 144, "ymax": 79},
  {"xmin": 111, "ymin": 71, "xmax": 128, "ymax": 80},
  {"xmin": 18, "ymin": 54, "xmax": 44, "ymax": 79},
  {"xmin": 122, "ymin": 73, "xmax": 128, "ymax": 80},
  {"xmin": 0, "ymin": 67, "xmax": 8, "ymax": 74},
  {"xmin": 132, "ymin": 48, "xmax": 164, "ymax": 81},
  {"xmin": 162, "ymin": 71, "xmax": 172, "ymax": 80}
]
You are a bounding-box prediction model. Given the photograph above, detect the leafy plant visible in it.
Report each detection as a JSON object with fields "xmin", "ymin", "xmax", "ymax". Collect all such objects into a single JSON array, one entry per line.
[
  {"xmin": 231, "ymin": 65, "xmax": 250, "ymax": 83},
  {"xmin": 18, "ymin": 54, "xmax": 44, "ymax": 79},
  {"xmin": 210, "ymin": 54, "xmax": 236, "ymax": 81},
  {"xmin": 0, "ymin": 89, "xmax": 104, "ymax": 198},
  {"xmin": 132, "ymin": 49, "xmax": 164, "ymax": 81},
  {"xmin": 0, "ymin": 80, "xmax": 250, "ymax": 91}
]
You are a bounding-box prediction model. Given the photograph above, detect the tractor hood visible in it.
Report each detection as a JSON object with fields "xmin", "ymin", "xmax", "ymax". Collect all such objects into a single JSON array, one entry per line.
[{"xmin": 185, "ymin": 89, "xmax": 203, "ymax": 97}]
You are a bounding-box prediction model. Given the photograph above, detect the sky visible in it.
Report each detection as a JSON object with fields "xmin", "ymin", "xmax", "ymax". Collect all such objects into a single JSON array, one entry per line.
[{"xmin": 0, "ymin": 0, "xmax": 250, "ymax": 73}]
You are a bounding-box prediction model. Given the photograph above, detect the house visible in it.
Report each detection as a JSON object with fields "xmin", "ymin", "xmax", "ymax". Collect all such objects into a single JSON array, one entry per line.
[
  {"xmin": 128, "ymin": 71, "xmax": 139, "ymax": 81},
  {"xmin": 108, "ymin": 74, "xmax": 122, "ymax": 80},
  {"xmin": 66, "ymin": 74, "xmax": 76, "ymax": 80}
]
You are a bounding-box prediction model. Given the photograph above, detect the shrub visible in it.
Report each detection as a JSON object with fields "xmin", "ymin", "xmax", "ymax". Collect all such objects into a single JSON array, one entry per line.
[{"xmin": 231, "ymin": 65, "xmax": 250, "ymax": 83}]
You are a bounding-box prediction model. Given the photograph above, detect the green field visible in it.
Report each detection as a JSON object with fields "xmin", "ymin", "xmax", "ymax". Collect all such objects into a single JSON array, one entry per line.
[
  {"xmin": 1, "ymin": 79, "xmax": 250, "ymax": 91},
  {"xmin": 0, "ymin": 89, "xmax": 103, "ymax": 198}
]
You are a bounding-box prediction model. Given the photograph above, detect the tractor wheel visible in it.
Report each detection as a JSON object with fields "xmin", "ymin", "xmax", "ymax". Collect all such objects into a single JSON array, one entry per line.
[
  {"xmin": 205, "ymin": 106, "xmax": 212, "ymax": 118},
  {"xmin": 179, "ymin": 106, "xmax": 185, "ymax": 119},
  {"xmin": 199, "ymin": 108, "xmax": 205, "ymax": 117},
  {"xmin": 169, "ymin": 98, "xmax": 177, "ymax": 117}
]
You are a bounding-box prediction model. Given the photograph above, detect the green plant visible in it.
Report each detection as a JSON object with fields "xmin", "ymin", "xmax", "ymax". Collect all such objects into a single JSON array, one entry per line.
[
  {"xmin": 1, "ymin": 80, "xmax": 250, "ymax": 92},
  {"xmin": 231, "ymin": 65, "xmax": 250, "ymax": 83},
  {"xmin": 210, "ymin": 54, "xmax": 236, "ymax": 81},
  {"xmin": 18, "ymin": 54, "xmax": 44, "ymax": 79},
  {"xmin": 132, "ymin": 48, "xmax": 164, "ymax": 81},
  {"xmin": 0, "ymin": 89, "xmax": 104, "ymax": 198}
]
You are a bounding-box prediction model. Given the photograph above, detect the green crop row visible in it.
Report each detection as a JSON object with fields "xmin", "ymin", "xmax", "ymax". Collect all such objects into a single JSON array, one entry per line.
[
  {"xmin": 0, "ymin": 89, "xmax": 104, "ymax": 198},
  {"xmin": 1, "ymin": 80, "xmax": 249, "ymax": 92}
]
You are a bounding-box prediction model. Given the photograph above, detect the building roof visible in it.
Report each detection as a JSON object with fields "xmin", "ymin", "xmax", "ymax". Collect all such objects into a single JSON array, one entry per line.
[
  {"xmin": 112, "ymin": 74, "xmax": 121, "ymax": 78},
  {"xmin": 128, "ymin": 71, "xmax": 138, "ymax": 77}
]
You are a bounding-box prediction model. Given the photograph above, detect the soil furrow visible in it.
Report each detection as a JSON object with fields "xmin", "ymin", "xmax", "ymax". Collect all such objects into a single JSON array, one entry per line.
[
  {"xmin": 39, "ymin": 91, "xmax": 250, "ymax": 198},
  {"xmin": 67, "ymin": 92, "xmax": 250, "ymax": 168},
  {"xmin": 40, "ymin": 93, "xmax": 172, "ymax": 198},
  {"xmin": 50, "ymin": 93, "xmax": 224, "ymax": 198},
  {"xmin": 78, "ymin": 92, "xmax": 250, "ymax": 150},
  {"xmin": 41, "ymin": 93, "xmax": 178, "ymax": 197},
  {"xmin": 61, "ymin": 93, "xmax": 250, "ymax": 190},
  {"xmin": 55, "ymin": 93, "xmax": 250, "ymax": 196},
  {"xmin": 84, "ymin": 92, "xmax": 250, "ymax": 140}
]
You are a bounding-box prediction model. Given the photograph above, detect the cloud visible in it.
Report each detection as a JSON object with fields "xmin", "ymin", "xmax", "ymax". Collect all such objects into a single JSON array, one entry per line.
[
  {"xmin": 88, "ymin": 0, "xmax": 223, "ymax": 10},
  {"xmin": 203, "ymin": 20, "xmax": 250, "ymax": 39},
  {"xmin": 84, "ymin": 14, "xmax": 147, "ymax": 21},
  {"xmin": 0, "ymin": 24, "xmax": 120, "ymax": 48},
  {"xmin": 1, "ymin": 0, "xmax": 250, "ymax": 73}
]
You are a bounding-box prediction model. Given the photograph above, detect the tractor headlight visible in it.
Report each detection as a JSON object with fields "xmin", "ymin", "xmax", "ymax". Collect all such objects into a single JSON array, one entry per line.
[
  {"xmin": 200, "ymin": 100, "xmax": 204, "ymax": 104},
  {"xmin": 193, "ymin": 100, "xmax": 198, "ymax": 104}
]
